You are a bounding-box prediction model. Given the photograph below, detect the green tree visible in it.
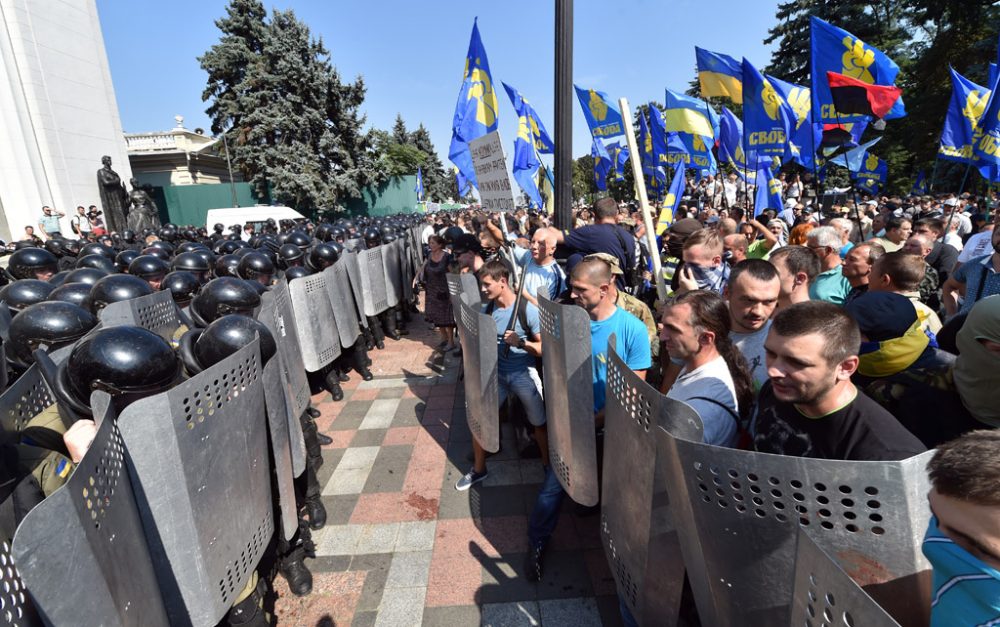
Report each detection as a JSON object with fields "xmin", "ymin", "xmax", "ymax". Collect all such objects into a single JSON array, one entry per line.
[
  {"xmin": 410, "ymin": 124, "xmax": 450, "ymax": 201},
  {"xmin": 391, "ymin": 114, "xmax": 409, "ymax": 145}
]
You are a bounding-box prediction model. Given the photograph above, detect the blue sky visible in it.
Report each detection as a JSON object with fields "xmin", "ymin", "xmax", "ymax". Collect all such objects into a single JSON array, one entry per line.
[{"xmin": 99, "ymin": 0, "xmax": 779, "ymax": 168}]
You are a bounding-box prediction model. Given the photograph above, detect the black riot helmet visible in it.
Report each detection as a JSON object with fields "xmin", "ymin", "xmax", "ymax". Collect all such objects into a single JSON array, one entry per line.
[
  {"xmin": 189, "ymin": 277, "xmax": 261, "ymax": 327},
  {"xmin": 83, "ymin": 274, "xmax": 154, "ymax": 315},
  {"xmin": 161, "ymin": 271, "xmax": 201, "ymax": 307},
  {"xmin": 44, "ymin": 238, "xmax": 63, "ymax": 258},
  {"xmin": 308, "ymin": 243, "xmax": 340, "ymax": 271},
  {"xmin": 8, "ymin": 247, "xmax": 59, "ymax": 281},
  {"xmin": 128, "ymin": 255, "xmax": 171, "ymax": 290},
  {"xmin": 171, "ymin": 251, "xmax": 211, "ymax": 284},
  {"xmin": 114, "ymin": 249, "xmax": 140, "ymax": 273},
  {"xmin": 277, "ymin": 244, "xmax": 305, "ymax": 270},
  {"xmin": 0, "ymin": 280, "xmax": 56, "ymax": 314},
  {"xmin": 121, "ymin": 229, "xmax": 136, "ymax": 244},
  {"xmin": 78, "ymin": 242, "xmax": 115, "ymax": 260},
  {"xmin": 192, "ymin": 248, "xmax": 216, "ymax": 272},
  {"xmin": 47, "ymin": 270, "xmax": 71, "ymax": 287},
  {"xmin": 184, "ymin": 314, "xmax": 276, "ymax": 374},
  {"xmin": 140, "ymin": 246, "xmax": 171, "ymax": 262},
  {"xmin": 75, "ymin": 254, "xmax": 116, "ymax": 273},
  {"xmin": 214, "ymin": 254, "xmax": 241, "ymax": 278},
  {"xmin": 236, "ymin": 252, "xmax": 275, "ymax": 285},
  {"xmin": 382, "ymin": 233, "xmax": 398, "ymax": 244},
  {"xmin": 363, "ymin": 228, "xmax": 382, "ymax": 248},
  {"xmin": 216, "ymin": 239, "xmax": 241, "ymax": 255},
  {"xmin": 157, "ymin": 225, "xmax": 178, "ymax": 242},
  {"xmin": 314, "ymin": 223, "xmax": 334, "ymax": 242},
  {"xmin": 285, "ymin": 230, "xmax": 311, "ymax": 251},
  {"xmin": 6, "ymin": 301, "xmax": 97, "ymax": 369},
  {"xmin": 63, "ymin": 267, "xmax": 109, "ymax": 286},
  {"xmin": 60, "ymin": 326, "xmax": 180, "ymax": 415},
  {"xmin": 284, "ymin": 265, "xmax": 313, "ymax": 281},
  {"xmin": 213, "ymin": 223, "xmax": 224, "ymax": 234},
  {"xmin": 329, "ymin": 226, "xmax": 346, "ymax": 243},
  {"xmin": 47, "ymin": 282, "xmax": 93, "ymax": 308}
]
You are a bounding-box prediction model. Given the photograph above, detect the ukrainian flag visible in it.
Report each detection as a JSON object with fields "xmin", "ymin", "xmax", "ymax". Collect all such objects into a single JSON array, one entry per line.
[
  {"xmin": 664, "ymin": 89, "xmax": 714, "ymax": 140},
  {"xmin": 696, "ymin": 47, "xmax": 743, "ymax": 104}
]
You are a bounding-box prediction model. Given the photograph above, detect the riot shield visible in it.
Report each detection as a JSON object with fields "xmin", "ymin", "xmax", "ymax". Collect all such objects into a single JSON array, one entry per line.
[
  {"xmin": 359, "ymin": 248, "xmax": 389, "ymax": 316},
  {"xmin": 381, "ymin": 241, "xmax": 402, "ymax": 308},
  {"xmin": 537, "ymin": 296, "xmax": 598, "ymax": 506},
  {"xmin": 13, "ymin": 402, "xmax": 171, "ymax": 626},
  {"xmin": 263, "ymin": 358, "xmax": 297, "ymax": 540},
  {"xmin": 790, "ymin": 529, "xmax": 900, "ymax": 627},
  {"xmin": 98, "ymin": 290, "xmax": 181, "ymax": 342},
  {"xmin": 288, "ymin": 271, "xmax": 341, "ymax": 372},
  {"xmin": 602, "ymin": 336, "xmax": 704, "ymax": 626},
  {"xmin": 117, "ymin": 342, "xmax": 274, "ymax": 626},
  {"xmin": 342, "ymin": 251, "xmax": 369, "ymax": 329},
  {"xmin": 456, "ymin": 300, "xmax": 499, "ymax": 453},
  {"xmin": 400, "ymin": 238, "xmax": 414, "ymax": 303},
  {"xmin": 446, "ymin": 273, "xmax": 481, "ymax": 315},
  {"xmin": 258, "ymin": 283, "xmax": 307, "ymax": 477},
  {"xmin": 0, "ymin": 537, "xmax": 39, "ymax": 626},
  {"xmin": 324, "ymin": 262, "xmax": 361, "ymax": 348},
  {"xmin": 658, "ymin": 431, "xmax": 933, "ymax": 627},
  {"xmin": 343, "ymin": 237, "xmax": 363, "ymax": 253},
  {"xmin": 0, "ymin": 365, "xmax": 52, "ymax": 446}
]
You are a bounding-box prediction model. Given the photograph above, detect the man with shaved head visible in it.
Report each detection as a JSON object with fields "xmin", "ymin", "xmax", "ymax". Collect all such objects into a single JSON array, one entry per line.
[
  {"xmin": 485, "ymin": 223, "xmax": 566, "ymax": 306},
  {"xmin": 902, "ymin": 233, "xmax": 941, "ymax": 311},
  {"xmin": 525, "ymin": 256, "xmax": 651, "ymax": 583}
]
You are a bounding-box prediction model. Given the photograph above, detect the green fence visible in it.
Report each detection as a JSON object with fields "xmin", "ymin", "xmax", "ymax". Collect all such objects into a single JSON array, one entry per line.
[{"xmin": 343, "ymin": 176, "xmax": 420, "ymax": 217}]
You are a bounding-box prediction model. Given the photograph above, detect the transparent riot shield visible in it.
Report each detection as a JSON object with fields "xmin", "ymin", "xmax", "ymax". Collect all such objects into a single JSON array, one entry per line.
[
  {"xmin": 537, "ymin": 296, "xmax": 598, "ymax": 506},
  {"xmin": 13, "ymin": 401, "xmax": 170, "ymax": 626},
  {"xmin": 602, "ymin": 336, "xmax": 704, "ymax": 626},
  {"xmin": 658, "ymin": 430, "xmax": 933, "ymax": 627},
  {"xmin": 359, "ymin": 247, "xmax": 389, "ymax": 316},
  {"xmin": 323, "ymin": 262, "xmax": 361, "ymax": 348},
  {"xmin": 287, "ymin": 271, "xmax": 341, "ymax": 372},
  {"xmin": 789, "ymin": 529, "xmax": 901, "ymax": 627},
  {"xmin": 98, "ymin": 290, "xmax": 182, "ymax": 342},
  {"xmin": 456, "ymin": 300, "xmax": 499, "ymax": 453},
  {"xmin": 117, "ymin": 342, "xmax": 274, "ymax": 626}
]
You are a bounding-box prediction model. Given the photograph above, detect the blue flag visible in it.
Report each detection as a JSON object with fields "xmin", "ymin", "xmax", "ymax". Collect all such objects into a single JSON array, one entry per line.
[
  {"xmin": 448, "ymin": 19, "xmax": 499, "ymax": 190},
  {"xmin": 719, "ymin": 107, "xmax": 746, "ymax": 168},
  {"xmin": 696, "ymin": 47, "xmax": 743, "ymax": 103},
  {"xmin": 574, "ymin": 85, "xmax": 624, "ymax": 138},
  {"xmin": 502, "ymin": 82, "xmax": 554, "ymax": 155},
  {"xmin": 512, "ymin": 128, "xmax": 543, "ymax": 209},
  {"xmin": 677, "ymin": 133, "xmax": 718, "ymax": 175},
  {"xmin": 810, "ymin": 16, "xmax": 904, "ymax": 123},
  {"xmin": 647, "ymin": 105, "xmax": 670, "ymax": 165},
  {"xmin": 607, "ymin": 142, "xmax": 629, "ymax": 181},
  {"xmin": 415, "ymin": 167, "xmax": 424, "ymax": 202},
  {"xmin": 754, "ymin": 163, "xmax": 783, "ymax": 217},
  {"xmin": 911, "ymin": 170, "xmax": 927, "ymax": 195},
  {"xmin": 940, "ymin": 68, "xmax": 990, "ymax": 164},
  {"xmin": 828, "ymin": 137, "xmax": 883, "ymax": 172},
  {"xmin": 767, "ymin": 75, "xmax": 822, "ymax": 169},
  {"xmin": 973, "ymin": 69, "xmax": 1000, "ymax": 167},
  {"xmin": 852, "ymin": 152, "xmax": 888, "ymax": 188},
  {"xmin": 742, "ymin": 58, "xmax": 792, "ymax": 158},
  {"xmin": 455, "ymin": 167, "xmax": 469, "ymax": 197},
  {"xmin": 664, "ymin": 89, "xmax": 715, "ymax": 140},
  {"xmin": 592, "ymin": 138, "xmax": 612, "ymax": 192},
  {"xmin": 657, "ymin": 162, "xmax": 686, "ymax": 235},
  {"xmin": 637, "ymin": 111, "xmax": 666, "ymax": 197}
]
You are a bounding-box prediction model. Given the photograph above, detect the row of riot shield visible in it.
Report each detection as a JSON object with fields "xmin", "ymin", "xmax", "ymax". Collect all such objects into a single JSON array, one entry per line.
[{"xmin": 530, "ymin": 296, "xmax": 928, "ymax": 626}]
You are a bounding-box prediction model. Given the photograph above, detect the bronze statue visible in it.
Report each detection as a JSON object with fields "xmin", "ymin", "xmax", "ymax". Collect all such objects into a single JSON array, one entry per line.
[
  {"xmin": 96, "ymin": 155, "xmax": 128, "ymax": 233},
  {"xmin": 126, "ymin": 178, "xmax": 162, "ymax": 232}
]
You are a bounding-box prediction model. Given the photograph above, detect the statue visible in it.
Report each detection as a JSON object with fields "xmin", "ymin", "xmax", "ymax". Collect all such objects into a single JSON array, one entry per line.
[
  {"xmin": 96, "ymin": 155, "xmax": 129, "ymax": 233},
  {"xmin": 126, "ymin": 178, "xmax": 162, "ymax": 232}
]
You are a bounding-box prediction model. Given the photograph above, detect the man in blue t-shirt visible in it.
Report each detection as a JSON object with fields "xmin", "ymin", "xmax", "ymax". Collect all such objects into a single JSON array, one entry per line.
[
  {"xmin": 525, "ymin": 256, "xmax": 651, "ymax": 582},
  {"xmin": 552, "ymin": 197, "xmax": 637, "ymax": 290},
  {"xmin": 455, "ymin": 259, "xmax": 547, "ymax": 491}
]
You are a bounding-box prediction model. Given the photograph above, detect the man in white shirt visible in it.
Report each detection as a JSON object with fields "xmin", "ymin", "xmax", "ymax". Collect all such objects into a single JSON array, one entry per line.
[
  {"xmin": 725, "ymin": 260, "xmax": 780, "ymax": 394},
  {"xmin": 486, "ymin": 223, "xmax": 565, "ymax": 304},
  {"xmin": 956, "ymin": 211, "xmax": 999, "ymax": 269}
]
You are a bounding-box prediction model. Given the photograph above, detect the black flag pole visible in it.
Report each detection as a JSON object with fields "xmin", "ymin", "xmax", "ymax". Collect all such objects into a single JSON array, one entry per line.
[{"xmin": 553, "ymin": 0, "xmax": 573, "ymax": 232}]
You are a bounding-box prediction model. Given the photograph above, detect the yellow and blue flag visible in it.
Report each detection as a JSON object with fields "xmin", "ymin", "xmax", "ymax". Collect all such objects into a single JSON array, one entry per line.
[
  {"xmin": 448, "ymin": 19, "xmax": 499, "ymax": 190},
  {"xmin": 852, "ymin": 152, "xmax": 887, "ymax": 193},
  {"xmin": 647, "ymin": 105, "xmax": 670, "ymax": 165},
  {"xmin": 742, "ymin": 58, "xmax": 792, "ymax": 158},
  {"xmin": 719, "ymin": 106, "xmax": 747, "ymax": 169},
  {"xmin": 455, "ymin": 167, "xmax": 470, "ymax": 198},
  {"xmin": 637, "ymin": 111, "xmax": 667, "ymax": 198},
  {"xmin": 973, "ymin": 68, "xmax": 1000, "ymax": 169},
  {"xmin": 754, "ymin": 163, "xmax": 783, "ymax": 217},
  {"xmin": 656, "ymin": 162, "xmax": 685, "ymax": 235},
  {"xmin": 664, "ymin": 89, "xmax": 715, "ymax": 140},
  {"xmin": 810, "ymin": 16, "xmax": 903, "ymax": 124},
  {"xmin": 607, "ymin": 142, "xmax": 629, "ymax": 181},
  {"xmin": 766, "ymin": 75, "xmax": 822, "ymax": 169},
  {"xmin": 415, "ymin": 167, "xmax": 424, "ymax": 202},
  {"xmin": 940, "ymin": 68, "xmax": 990, "ymax": 164},
  {"xmin": 574, "ymin": 85, "xmax": 624, "ymax": 138},
  {"xmin": 910, "ymin": 170, "xmax": 927, "ymax": 195},
  {"xmin": 695, "ymin": 47, "xmax": 743, "ymax": 104},
  {"xmin": 592, "ymin": 138, "xmax": 612, "ymax": 191},
  {"xmin": 502, "ymin": 82, "xmax": 554, "ymax": 155}
]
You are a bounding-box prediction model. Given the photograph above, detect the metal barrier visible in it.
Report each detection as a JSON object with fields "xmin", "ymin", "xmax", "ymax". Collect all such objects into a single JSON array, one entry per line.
[
  {"xmin": 382, "ymin": 240, "xmax": 402, "ymax": 308},
  {"xmin": 324, "ymin": 262, "xmax": 361, "ymax": 348},
  {"xmin": 98, "ymin": 290, "xmax": 182, "ymax": 342},
  {"xmin": 359, "ymin": 247, "xmax": 389, "ymax": 316},
  {"xmin": 288, "ymin": 272, "xmax": 341, "ymax": 372},
  {"xmin": 456, "ymin": 299, "xmax": 499, "ymax": 453}
]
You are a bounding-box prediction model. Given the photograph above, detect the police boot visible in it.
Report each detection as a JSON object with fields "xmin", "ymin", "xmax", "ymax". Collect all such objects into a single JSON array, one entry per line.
[
  {"xmin": 367, "ymin": 317, "xmax": 385, "ymax": 349},
  {"xmin": 225, "ymin": 575, "xmax": 269, "ymax": 627},
  {"xmin": 323, "ymin": 370, "xmax": 344, "ymax": 402},
  {"xmin": 337, "ymin": 368, "xmax": 350, "ymax": 382},
  {"xmin": 382, "ymin": 311, "xmax": 401, "ymax": 341},
  {"xmin": 395, "ymin": 308, "xmax": 409, "ymax": 335},
  {"xmin": 351, "ymin": 343, "xmax": 374, "ymax": 381},
  {"xmin": 315, "ymin": 431, "xmax": 333, "ymax": 446},
  {"xmin": 278, "ymin": 546, "xmax": 313, "ymax": 597},
  {"xmin": 305, "ymin": 406, "xmax": 320, "ymax": 419},
  {"xmin": 363, "ymin": 327, "xmax": 375, "ymax": 351},
  {"xmin": 304, "ymin": 495, "xmax": 327, "ymax": 530},
  {"xmin": 301, "ymin": 414, "xmax": 324, "ymax": 470}
]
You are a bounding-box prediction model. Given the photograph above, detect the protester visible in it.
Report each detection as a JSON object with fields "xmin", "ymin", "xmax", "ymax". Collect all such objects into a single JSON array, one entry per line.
[
  {"xmin": 724, "ymin": 259, "xmax": 780, "ymax": 393},
  {"xmin": 913, "ymin": 217, "xmax": 959, "ymax": 285},
  {"xmin": 788, "ymin": 222, "xmax": 815, "ymax": 246},
  {"xmin": 902, "ymin": 233, "xmax": 942, "ymax": 311},
  {"xmin": 552, "ymin": 197, "xmax": 637, "ymax": 291},
  {"xmin": 805, "ymin": 226, "xmax": 851, "ymax": 305},
  {"xmin": 451, "ymin": 233, "xmax": 484, "ymax": 275},
  {"xmin": 943, "ymin": 226, "xmax": 1000, "ymax": 318},
  {"xmin": 583, "ymin": 253, "xmax": 658, "ymax": 360},
  {"xmin": 486, "ymin": 222, "xmax": 564, "ymax": 305},
  {"xmin": 841, "ymin": 241, "xmax": 885, "ymax": 306},
  {"xmin": 923, "ymin": 431, "xmax": 1000, "ymax": 625},
  {"xmin": 753, "ymin": 301, "xmax": 926, "ymax": 460},
  {"xmin": 768, "ymin": 245, "xmax": 819, "ymax": 311},
  {"xmin": 415, "ymin": 234, "xmax": 456, "ymax": 352},
  {"xmin": 953, "ymin": 296, "xmax": 1000, "ymax": 428},
  {"xmin": 677, "ymin": 228, "xmax": 729, "ymax": 294}
]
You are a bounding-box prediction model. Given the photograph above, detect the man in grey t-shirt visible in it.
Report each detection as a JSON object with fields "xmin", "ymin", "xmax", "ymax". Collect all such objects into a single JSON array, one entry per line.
[{"xmin": 725, "ymin": 259, "xmax": 781, "ymax": 394}]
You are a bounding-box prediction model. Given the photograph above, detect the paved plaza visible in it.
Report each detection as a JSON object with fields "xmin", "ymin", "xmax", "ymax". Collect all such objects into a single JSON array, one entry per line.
[{"xmin": 272, "ymin": 312, "xmax": 624, "ymax": 627}]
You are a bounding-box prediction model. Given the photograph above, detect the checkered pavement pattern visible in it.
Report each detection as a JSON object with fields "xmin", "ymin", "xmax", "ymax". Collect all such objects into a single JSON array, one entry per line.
[{"xmin": 272, "ymin": 317, "xmax": 624, "ymax": 626}]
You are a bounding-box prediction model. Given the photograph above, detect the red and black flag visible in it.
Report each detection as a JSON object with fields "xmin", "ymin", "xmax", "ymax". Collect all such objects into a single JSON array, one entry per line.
[{"xmin": 826, "ymin": 71, "xmax": 902, "ymax": 119}]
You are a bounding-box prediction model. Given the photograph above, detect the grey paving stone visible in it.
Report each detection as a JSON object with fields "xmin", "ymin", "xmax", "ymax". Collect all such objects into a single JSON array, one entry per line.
[
  {"xmin": 384, "ymin": 550, "xmax": 432, "ymax": 588},
  {"xmin": 330, "ymin": 401, "xmax": 372, "ymax": 430},
  {"xmin": 394, "ymin": 521, "xmax": 437, "ymax": 552},
  {"xmin": 320, "ymin": 494, "xmax": 360, "ymax": 526},
  {"xmin": 362, "ymin": 445, "xmax": 411, "ymax": 493},
  {"xmin": 351, "ymin": 610, "xmax": 378, "ymax": 627},
  {"xmin": 360, "ymin": 398, "xmax": 402, "ymax": 430},
  {"xmin": 351, "ymin": 428, "xmax": 388, "ymax": 448},
  {"xmin": 373, "ymin": 585, "xmax": 425, "ymax": 627},
  {"xmin": 477, "ymin": 485, "xmax": 531, "ymax": 518},
  {"xmin": 481, "ymin": 600, "xmax": 541, "ymax": 626},
  {"xmin": 537, "ymin": 597, "xmax": 603, "ymax": 627},
  {"xmin": 392, "ymin": 398, "xmax": 424, "ymax": 427},
  {"xmin": 350, "ymin": 553, "xmax": 393, "ymax": 612},
  {"xmin": 479, "ymin": 553, "xmax": 539, "ymax": 604},
  {"xmin": 421, "ymin": 605, "xmax": 481, "ymax": 626},
  {"xmin": 535, "ymin": 551, "xmax": 594, "ymax": 600}
]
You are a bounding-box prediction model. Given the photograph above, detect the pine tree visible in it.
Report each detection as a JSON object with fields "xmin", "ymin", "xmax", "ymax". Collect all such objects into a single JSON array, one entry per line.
[
  {"xmin": 391, "ymin": 114, "xmax": 409, "ymax": 145},
  {"xmin": 410, "ymin": 124, "xmax": 449, "ymax": 201}
]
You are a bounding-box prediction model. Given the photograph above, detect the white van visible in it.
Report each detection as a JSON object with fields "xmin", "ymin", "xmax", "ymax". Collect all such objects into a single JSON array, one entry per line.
[{"xmin": 204, "ymin": 206, "xmax": 306, "ymax": 233}]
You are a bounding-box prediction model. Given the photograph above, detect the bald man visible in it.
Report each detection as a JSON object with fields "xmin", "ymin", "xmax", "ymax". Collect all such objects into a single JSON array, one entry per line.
[
  {"xmin": 724, "ymin": 234, "xmax": 749, "ymax": 264},
  {"xmin": 487, "ymin": 223, "xmax": 566, "ymax": 306}
]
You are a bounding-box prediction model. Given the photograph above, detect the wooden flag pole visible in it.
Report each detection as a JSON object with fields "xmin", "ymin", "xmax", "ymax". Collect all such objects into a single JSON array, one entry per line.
[{"xmin": 619, "ymin": 97, "xmax": 667, "ymax": 302}]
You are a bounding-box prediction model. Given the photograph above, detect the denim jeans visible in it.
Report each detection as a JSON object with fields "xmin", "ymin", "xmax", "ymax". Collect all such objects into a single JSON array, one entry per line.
[
  {"xmin": 498, "ymin": 367, "xmax": 546, "ymax": 427},
  {"xmin": 618, "ymin": 596, "xmax": 639, "ymax": 627},
  {"xmin": 527, "ymin": 464, "xmax": 566, "ymax": 548}
]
